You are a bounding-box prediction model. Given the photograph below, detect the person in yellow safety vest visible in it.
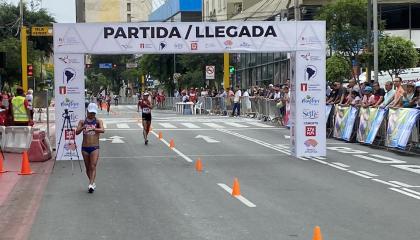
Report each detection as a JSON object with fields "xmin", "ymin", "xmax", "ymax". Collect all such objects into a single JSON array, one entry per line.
[{"xmin": 11, "ymin": 87, "xmax": 31, "ymax": 126}]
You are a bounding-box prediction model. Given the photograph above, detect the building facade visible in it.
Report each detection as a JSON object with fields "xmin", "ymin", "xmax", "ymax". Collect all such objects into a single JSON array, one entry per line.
[
  {"xmin": 76, "ymin": 0, "xmax": 152, "ymax": 23},
  {"xmin": 202, "ymin": 0, "xmax": 261, "ymax": 21},
  {"xmin": 148, "ymin": 0, "xmax": 202, "ymax": 22},
  {"xmin": 379, "ymin": 0, "xmax": 420, "ymax": 48}
]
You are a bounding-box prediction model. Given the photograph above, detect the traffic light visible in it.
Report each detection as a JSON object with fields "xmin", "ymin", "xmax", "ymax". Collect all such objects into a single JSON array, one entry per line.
[
  {"xmin": 27, "ymin": 64, "xmax": 33, "ymax": 77},
  {"xmin": 229, "ymin": 66, "xmax": 235, "ymax": 74}
]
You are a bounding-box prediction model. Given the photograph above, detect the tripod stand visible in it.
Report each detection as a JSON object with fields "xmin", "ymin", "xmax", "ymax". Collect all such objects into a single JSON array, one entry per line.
[{"xmin": 54, "ymin": 109, "xmax": 82, "ymax": 173}]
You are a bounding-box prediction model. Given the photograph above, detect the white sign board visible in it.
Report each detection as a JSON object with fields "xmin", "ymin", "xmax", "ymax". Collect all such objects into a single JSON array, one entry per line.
[
  {"xmin": 205, "ymin": 65, "xmax": 215, "ymax": 79},
  {"xmin": 53, "ymin": 21, "xmax": 326, "ymax": 158},
  {"xmin": 290, "ymin": 51, "xmax": 326, "ymax": 156},
  {"xmin": 53, "ymin": 21, "xmax": 325, "ymax": 54},
  {"xmin": 54, "ymin": 54, "xmax": 85, "ymax": 160},
  {"xmin": 126, "ymin": 63, "xmax": 138, "ymax": 68}
]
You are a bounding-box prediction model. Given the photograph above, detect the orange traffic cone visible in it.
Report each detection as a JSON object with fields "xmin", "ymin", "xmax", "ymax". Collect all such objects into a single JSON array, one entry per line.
[
  {"xmin": 231, "ymin": 178, "xmax": 241, "ymax": 196},
  {"xmin": 18, "ymin": 151, "xmax": 33, "ymax": 175},
  {"xmin": 312, "ymin": 226, "xmax": 323, "ymax": 240},
  {"xmin": 0, "ymin": 153, "xmax": 6, "ymax": 173},
  {"xmin": 169, "ymin": 139, "xmax": 175, "ymax": 148},
  {"xmin": 195, "ymin": 158, "xmax": 203, "ymax": 172},
  {"xmin": 158, "ymin": 132, "xmax": 163, "ymax": 140}
]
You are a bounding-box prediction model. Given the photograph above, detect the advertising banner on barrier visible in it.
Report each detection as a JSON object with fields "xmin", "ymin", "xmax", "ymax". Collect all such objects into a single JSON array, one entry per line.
[
  {"xmin": 334, "ymin": 106, "xmax": 358, "ymax": 141},
  {"xmin": 326, "ymin": 104, "xmax": 333, "ymax": 119},
  {"xmin": 386, "ymin": 108, "xmax": 420, "ymax": 149},
  {"xmin": 53, "ymin": 21, "xmax": 326, "ymax": 54},
  {"xmin": 357, "ymin": 107, "xmax": 379, "ymax": 143},
  {"xmin": 54, "ymin": 54, "xmax": 85, "ymax": 160},
  {"xmin": 365, "ymin": 108, "xmax": 387, "ymax": 144},
  {"xmin": 291, "ymin": 50, "xmax": 326, "ymax": 157}
]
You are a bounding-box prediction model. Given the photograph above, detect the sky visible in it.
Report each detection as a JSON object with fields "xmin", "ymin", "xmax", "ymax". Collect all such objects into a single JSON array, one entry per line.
[{"xmin": 7, "ymin": 0, "xmax": 76, "ymax": 23}]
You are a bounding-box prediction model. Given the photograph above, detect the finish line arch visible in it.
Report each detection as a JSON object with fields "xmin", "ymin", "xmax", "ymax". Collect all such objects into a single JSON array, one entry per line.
[{"xmin": 53, "ymin": 21, "xmax": 326, "ymax": 159}]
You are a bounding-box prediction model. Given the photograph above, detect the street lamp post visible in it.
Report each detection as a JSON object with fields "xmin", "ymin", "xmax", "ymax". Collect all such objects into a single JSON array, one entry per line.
[{"xmin": 373, "ymin": 0, "xmax": 379, "ymax": 83}]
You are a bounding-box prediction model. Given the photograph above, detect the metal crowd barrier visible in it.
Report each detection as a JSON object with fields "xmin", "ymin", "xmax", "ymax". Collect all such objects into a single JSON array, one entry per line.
[{"xmin": 2, "ymin": 126, "xmax": 35, "ymax": 153}]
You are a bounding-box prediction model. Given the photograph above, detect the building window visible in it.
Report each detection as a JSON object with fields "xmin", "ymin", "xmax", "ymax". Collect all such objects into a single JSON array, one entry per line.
[
  {"xmin": 381, "ymin": 4, "xmax": 409, "ymax": 29},
  {"xmin": 127, "ymin": 14, "xmax": 131, "ymax": 22},
  {"xmin": 412, "ymin": 4, "xmax": 420, "ymax": 29},
  {"xmin": 127, "ymin": 3, "xmax": 131, "ymax": 12}
]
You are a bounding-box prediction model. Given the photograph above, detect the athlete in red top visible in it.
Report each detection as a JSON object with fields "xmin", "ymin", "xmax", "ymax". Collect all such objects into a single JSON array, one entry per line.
[{"xmin": 138, "ymin": 92, "xmax": 153, "ymax": 145}]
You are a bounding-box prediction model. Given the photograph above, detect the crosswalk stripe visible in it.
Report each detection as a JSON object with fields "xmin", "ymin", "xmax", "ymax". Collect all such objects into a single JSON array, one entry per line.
[
  {"xmin": 202, "ymin": 123, "xmax": 225, "ymax": 129},
  {"xmin": 224, "ymin": 122, "xmax": 249, "ymax": 128},
  {"xmin": 246, "ymin": 122, "xmax": 274, "ymax": 128},
  {"xmin": 116, "ymin": 123, "xmax": 130, "ymax": 129},
  {"xmin": 181, "ymin": 123, "xmax": 200, "ymax": 128},
  {"xmin": 158, "ymin": 123, "xmax": 177, "ymax": 128}
]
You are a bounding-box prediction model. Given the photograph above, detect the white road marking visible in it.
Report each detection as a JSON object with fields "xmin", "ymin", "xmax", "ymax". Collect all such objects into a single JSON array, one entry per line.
[
  {"xmin": 357, "ymin": 171, "xmax": 378, "ymax": 177},
  {"xmin": 284, "ymin": 135, "xmax": 290, "ymax": 139},
  {"xmin": 389, "ymin": 188, "xmax": 420, "ymax": 200},
  {"xmin": 391, "ymin": 165, "xmax": 420, "ymax": 175},
  {"xmin": 389, "ymin": 181, "xmax": 420, "ymax": 188},
  {"xmin": 203, "ymin": 123, "xmax": 225, "ymax": 129},
  {"xmin": 158, "ymin": 123, "xmax": 177, "ymax": 128},
  {"xmin": 224, "ymin": 122, "xmax": 249, "ymax": 128},
  {"xmin": 371, "ymin": 179, "xmax": 401, "ymax": 188},
  {"xmin": 354, "ymin": 155, "xmax": 406, "ymax": 164},
  {"xmin": 246, "ymin": 122, "xmax": 274, "ymax": 128},
  {"xmin": 181, "ymin": 123, "xmax": 200, "ymax": 128},
  {"xmin": 370, "ymin": 154, "xmax": 406, "ymax": 163},
  {"xmin": 327, "ymin": 147, "xmax": 368, "ymax": 154},
  {"xmin": 401, "ymin": 188, "xmax": 420, "ymax": 196},
  {"xmin": 326, "ymin": 163, "xmax": 348, "ymax": 171},
  {"xmin": 150, "ymin": 131, "xmax": 193, "ymax": 163},
  {"xmin": 195, "ymin": 135, "xmax": 220, "ymax": 143},
  {"xmin": 347, "ymin": 171, "xmax": 372, "ymax": 179},
  {"xmin": 332, "ymin": 162, "xmax": 350, "ymax": 168},
  {"xmin": 116, "ymin": 123, "xmax": 130, "ymax": 129},
  {"xmin": 313, "ymin": 156, "xmax": 326, "ymax": 160},
  {"xmin": 313, "ymin": 159, "xmax": 328, "ymax": 164},
  {"xmin": 217, "ymin": 183, "xmax": 256, "ymax": 208}
]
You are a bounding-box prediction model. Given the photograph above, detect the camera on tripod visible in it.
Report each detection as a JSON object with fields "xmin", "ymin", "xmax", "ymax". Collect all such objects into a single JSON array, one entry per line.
[{"xmin": 62, "ymin": 109, "xmax": 74, "ymax": 119}]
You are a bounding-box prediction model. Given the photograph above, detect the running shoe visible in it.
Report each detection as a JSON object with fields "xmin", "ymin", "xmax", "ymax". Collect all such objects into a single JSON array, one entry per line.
[
  {"xmin": 88, "ymin": 184, "xmax": 94, "ymax": 193},
  {"xmin": 145, "ymin": 139, "xmax": 149, "ymax": 145},
  {"xmin": 92, "ymin": 182, "xmax": 96, "ymax": 190}
]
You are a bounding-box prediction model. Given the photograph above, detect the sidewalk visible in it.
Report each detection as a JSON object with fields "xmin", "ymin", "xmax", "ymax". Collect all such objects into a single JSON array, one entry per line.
[{"xmin": 0, "ymin": 108, "xmax": 57, "ymax": 240}]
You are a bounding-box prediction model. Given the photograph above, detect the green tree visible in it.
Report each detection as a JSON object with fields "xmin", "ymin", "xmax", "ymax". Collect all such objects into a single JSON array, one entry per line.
[
  {"xmin": 316, "ymin": 0, "xmax": 368, "ymax": 73},
  {"xmin": 379, "ymin": 36, "xmax": 420, "ymax": 78},
  {"xmin": 326, "ymin": 55, "xmax": 352, "ymax": 83}
]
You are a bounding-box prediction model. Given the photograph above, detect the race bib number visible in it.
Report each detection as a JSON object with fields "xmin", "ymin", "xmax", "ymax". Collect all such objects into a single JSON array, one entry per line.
[{"xmin": 142, "ymin": 108, "xmax": 151, "ymax": 114}]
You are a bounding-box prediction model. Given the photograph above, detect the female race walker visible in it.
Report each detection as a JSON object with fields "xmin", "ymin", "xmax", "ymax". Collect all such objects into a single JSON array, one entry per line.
[
  {"xmin": 76, "ymin": 103, "xmax": 105, "ymax": 193},
  {"xmin": 138, "ymin": 92, "xmax": 153, "ymax": 145}
]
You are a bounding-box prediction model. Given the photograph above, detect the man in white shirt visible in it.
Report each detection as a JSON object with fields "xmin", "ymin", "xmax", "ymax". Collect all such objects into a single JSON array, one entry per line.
[
  {"xmin": 232, "ymin": 86, "xmax": 242, "ymax": 117},
  {"xmin": 26, "ymin": 89, "xmax": 34, "ymax": 120},
  {"xmin": 380, "ymin": 81, "xmax": 395, "ymax": 108}
]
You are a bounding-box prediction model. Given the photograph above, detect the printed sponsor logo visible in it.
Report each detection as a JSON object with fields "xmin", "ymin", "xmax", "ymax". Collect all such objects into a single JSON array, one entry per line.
[
  {"xmin": 299, "ymin": 36, "xmax": 323, "ymax": 46},
  {"xmin": 302, "ymin": 109, "xmax": 319, "ymax": 119},
  {"xmin": 139, "ymin": 43, "xmax": 153, "ymax": 49},
  {"xmin": 64, "ymin": 142, "xmax": 77, "ymax": 151},
  {"xmin": 121, "ymin": 44, "xmax": 133, "ymax": 49},
  {"xmin": 58, "ymin": 55, "xmax": 81, "ymax": 64},
  {"xmin": 304, "ymin": 138, "xmax": 319, "ymax": 153},
  {"xmin": 301, "ymin": 83, "xmax": 307, "ymax": 92},
  {"xmin": 305, "ymin": 126, "xmax": 317, "ymax": 137},
  {"xmin": 301, "ymin": 95, "xmax": 320, "ymax": 105},
  {"xmin": 307, "ymin": 83, "xmax": 322, "ymax": 91},
  {"xmin": 63, "ymin": 68, "xmax": 76, "ymax": 84},
  {"xmin": 304, "ymin": 121, "xmax": 319, "ymax": 125},
  {"xmin": 224, "ymin": 40, "xmax": 233, "ymax": 46},
  {"xmin": 59, "ymin": 86, "xmax": 67, "ymax": 95},
  {"xmin": 174, "ymin": 43, "xmax": 183, "ymax": 49},
  {"xmin": 159, "ymin": 41, "xmax": 167, "ymax": 50},
  {"xmin": 239, "ymin": 42, "xmax": 252, "ymax": 48},
  {"xmin": 304, "ymin": 65, "xmax": 317, "ymax": 81},
  {"xmin": 57, "ymin": 36, "xmax": 81, "ymax": 47},
  {"xmin": 66, "ymin": 87, "xmax": 82, "ymax": 94},
  {"xmin": 191, "ymin": 42, "xmax": 198, "ymax": 50},
  {"xmin": 65, "ymin": 129, "xmax": 76, "ymax": 140},
  {"xmin": 60, "ymin": 98, "xmax": 80, "ymax": 109},
  {"xmin": 299, "ymin": 52, "xmax": 321, "ymax": 61}
]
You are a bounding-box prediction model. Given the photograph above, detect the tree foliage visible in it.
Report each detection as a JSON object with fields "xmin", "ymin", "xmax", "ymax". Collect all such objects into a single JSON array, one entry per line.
[
  {"xmin": 316, "ymin": 0, "xmax": 367, "ymax": 62},
  {"xmin": 379, "ymin": 36, "xmax": 420, "ymax": 78},
  {"xmin": 326, "ymin": 54, "xmax": 352, "ymax": 83}
]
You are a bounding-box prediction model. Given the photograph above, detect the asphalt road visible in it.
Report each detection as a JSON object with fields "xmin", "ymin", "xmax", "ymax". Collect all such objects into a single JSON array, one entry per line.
[{"xmin": 30, "ymin": 105, "xmax": 420, "ymax": 240}]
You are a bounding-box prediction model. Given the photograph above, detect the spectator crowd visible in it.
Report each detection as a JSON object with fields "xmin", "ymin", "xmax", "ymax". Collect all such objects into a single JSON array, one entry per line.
[{"xmin": 0, "ymin": 86, "xmax": 34, "ymax": 126}]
